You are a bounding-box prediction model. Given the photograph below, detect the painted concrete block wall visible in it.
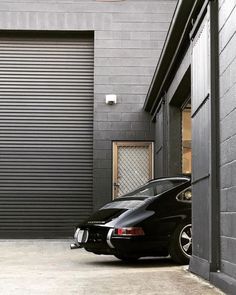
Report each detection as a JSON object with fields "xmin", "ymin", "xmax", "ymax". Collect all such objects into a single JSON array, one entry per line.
[
  {"xmin": 0, "ymin": 0, "xmax": 177, "ymax": 209},
  {"xmin": 219, "ymin": 0, "xmax": 236, "ymax": 279}
]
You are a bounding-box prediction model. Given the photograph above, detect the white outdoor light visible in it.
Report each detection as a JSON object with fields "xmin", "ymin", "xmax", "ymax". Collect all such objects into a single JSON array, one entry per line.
[{"xmin": 105, "ymin": 94, "xmax": 117, "ymax": 105}]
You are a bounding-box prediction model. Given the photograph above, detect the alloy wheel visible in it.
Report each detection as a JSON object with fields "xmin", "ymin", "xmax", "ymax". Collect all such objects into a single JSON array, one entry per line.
[{"xmin": 179, "ymin": 224, "xmax": 192, "ymax": 258}]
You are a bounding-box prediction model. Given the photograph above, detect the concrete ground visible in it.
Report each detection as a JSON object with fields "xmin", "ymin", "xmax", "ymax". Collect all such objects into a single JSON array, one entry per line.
[{"xmin": 0, "ymin": 240, "xmax": 224, "ymax": 295}]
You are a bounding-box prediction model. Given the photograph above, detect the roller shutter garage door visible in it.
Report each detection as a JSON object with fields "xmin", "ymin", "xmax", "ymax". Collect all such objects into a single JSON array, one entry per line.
[{"xmin": 0, "ymin": 32, "xmax": 94, "ymax": 238}]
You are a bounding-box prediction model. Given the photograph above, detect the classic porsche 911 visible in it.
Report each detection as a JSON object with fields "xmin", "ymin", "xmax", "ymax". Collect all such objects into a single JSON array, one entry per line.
[{"xmin": 70, "ymin": 176, "xmax": 192, "ymax": 264}]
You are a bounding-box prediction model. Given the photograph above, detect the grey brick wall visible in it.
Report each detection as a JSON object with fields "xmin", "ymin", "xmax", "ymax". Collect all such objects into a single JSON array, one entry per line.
[
  {"xmin": 219, "ymin": 0, "xmax": 236, "ymax": 279},
  {"xmin": 0, "ymin": 0, "xmax": 177, "ymax": 209}
]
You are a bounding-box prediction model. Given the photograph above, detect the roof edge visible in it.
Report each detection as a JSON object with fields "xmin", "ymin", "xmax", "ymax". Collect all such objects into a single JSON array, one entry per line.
[{"xmin": 144, "ymin": 0, "xmax": 204, "ymax": 114}]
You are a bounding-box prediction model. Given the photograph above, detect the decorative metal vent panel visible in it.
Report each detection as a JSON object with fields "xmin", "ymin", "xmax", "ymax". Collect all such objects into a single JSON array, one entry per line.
[{"xmin": 113, "ymin": 142, "xmax": 153, "ymax": 198}]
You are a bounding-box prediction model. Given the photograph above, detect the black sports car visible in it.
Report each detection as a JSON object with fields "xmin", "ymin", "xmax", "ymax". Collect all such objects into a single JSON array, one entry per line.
[{"xmin": 71, "ymin": 176, "xmax": 192, "ymax": 264}]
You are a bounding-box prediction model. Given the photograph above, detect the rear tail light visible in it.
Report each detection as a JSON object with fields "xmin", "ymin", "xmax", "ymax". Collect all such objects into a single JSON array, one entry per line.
[{"xmin": 114, "ymin": 227, "xmax": 145, "ymax": 236}]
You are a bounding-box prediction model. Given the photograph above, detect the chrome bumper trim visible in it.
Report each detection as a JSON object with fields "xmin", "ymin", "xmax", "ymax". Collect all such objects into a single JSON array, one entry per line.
[{"xmin": 107, "ymin": 228, "xmax": 115, "ymax": 249}]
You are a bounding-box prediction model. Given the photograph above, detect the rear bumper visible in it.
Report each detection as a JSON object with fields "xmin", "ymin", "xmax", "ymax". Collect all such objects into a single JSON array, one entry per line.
[
  {"xmin": 83, "ymin": 235, "xmax": 169, "ymax": 257},
  {"xmin": 111, "ymin": 236, "xmax": 168, "ymax": 256},
  {"xmin": 71, "ymin": 226, "xmax": 169, "ymax": 256}
]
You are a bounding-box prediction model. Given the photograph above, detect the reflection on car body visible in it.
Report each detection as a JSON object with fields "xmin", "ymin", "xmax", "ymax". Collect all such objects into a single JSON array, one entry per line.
[{"xmin": 71, "ymin": 176, "xmax": 192, "ymax": 264}]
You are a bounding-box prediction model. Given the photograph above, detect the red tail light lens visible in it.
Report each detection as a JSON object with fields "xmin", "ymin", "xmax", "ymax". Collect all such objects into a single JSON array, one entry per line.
[{"xmin": 115, "ymin": 227, "xmax": 145, "ymax": 236}]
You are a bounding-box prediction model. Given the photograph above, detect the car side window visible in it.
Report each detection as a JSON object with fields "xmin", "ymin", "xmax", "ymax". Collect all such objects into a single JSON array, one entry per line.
[
  {"xmin": 154, "ymin": 181, "xmax": 177, "ymax": 195},
  {"xmin": 176, "ymin": 187, "xmax": 192, "ymax": 203}
]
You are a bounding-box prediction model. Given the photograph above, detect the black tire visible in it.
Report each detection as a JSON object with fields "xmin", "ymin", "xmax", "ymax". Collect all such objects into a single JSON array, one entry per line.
[
  {"xmin": 114, "ymin": 254, "xmax": 140, "ymax": 262},
  {"xmin": 169, "ymin": 222, "xmax": 192, "ymax": 264}
]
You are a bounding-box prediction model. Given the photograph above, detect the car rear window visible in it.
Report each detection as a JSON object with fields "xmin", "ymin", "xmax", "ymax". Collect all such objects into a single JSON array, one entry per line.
[
  {"xmin": 125, "ymin": 179, "xmax": 188, "ymax": 198},
  {"xmin": 101, "ymin": 200, "xmax": 144, "ymax": 210},
  {"xmin": 87, "ymin": 208, "xmax": 126, "ymax": 223}
]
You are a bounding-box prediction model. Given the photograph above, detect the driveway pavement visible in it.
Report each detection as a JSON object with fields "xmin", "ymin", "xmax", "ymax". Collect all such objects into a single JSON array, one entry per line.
[{"xmin": 0, "ymin": 240, "xmax": 224, "ymax": 295}]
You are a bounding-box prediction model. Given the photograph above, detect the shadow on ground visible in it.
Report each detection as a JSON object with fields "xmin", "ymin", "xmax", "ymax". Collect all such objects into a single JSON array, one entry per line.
[{"xmin": 84, "ymin": 256, "xmax": 184, "ymax": 268}]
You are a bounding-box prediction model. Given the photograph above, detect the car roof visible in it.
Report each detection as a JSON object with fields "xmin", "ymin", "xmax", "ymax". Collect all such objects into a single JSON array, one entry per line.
[{"xmin": 148, "ymin": 175, "xmax": 191, "ymax": 183}]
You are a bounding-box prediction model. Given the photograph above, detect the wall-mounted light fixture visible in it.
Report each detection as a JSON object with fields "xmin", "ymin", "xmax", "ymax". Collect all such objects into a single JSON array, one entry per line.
[{"xmin": 106, "ymin": 94, "xmax": 117, "ymax": 105}]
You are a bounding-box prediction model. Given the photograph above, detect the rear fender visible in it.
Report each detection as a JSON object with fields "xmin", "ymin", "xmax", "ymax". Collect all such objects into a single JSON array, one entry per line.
[{"xmin": 108, "ymin": 208, "xmax": 154, "ymax": 228}]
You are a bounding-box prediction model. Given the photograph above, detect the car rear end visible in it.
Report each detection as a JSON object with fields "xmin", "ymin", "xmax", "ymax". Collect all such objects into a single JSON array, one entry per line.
[
  {"xmin": 70, "ymin": 176, "xmax": 191, "ymax": 258},
  {"xmin": 70, "ymin": 197, "xmax": 150, "ymax": 255},
  {"xmin": 71, "ymin": 223, "xmax": 155, "ymax": 257}
]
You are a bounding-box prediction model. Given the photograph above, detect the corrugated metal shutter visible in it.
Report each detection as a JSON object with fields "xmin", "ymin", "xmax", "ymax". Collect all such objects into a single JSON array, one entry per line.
[{"xmin": 0, "ymin": 33, "xmax": 94, "ymax": 238}]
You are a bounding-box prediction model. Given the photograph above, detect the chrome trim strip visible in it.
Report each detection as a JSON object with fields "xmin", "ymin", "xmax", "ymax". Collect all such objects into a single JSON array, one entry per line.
[
  {"xmin": 83, "ymin": 230, "xmax": 89, "ymax": 243},
  {"xmin": 149, "ymin": 177, "xmax": 190, "ymax": 183},
  {"xmin": 74, "ymin": 228, "xmax": 80, "ymax": 239},
  {"xmin": 74, "ymin": 228, "xmax": 80, "ymax": 245},
  {"xmin": 107, "ymin": 228, "xmax": 115, "ymax": 249}
]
